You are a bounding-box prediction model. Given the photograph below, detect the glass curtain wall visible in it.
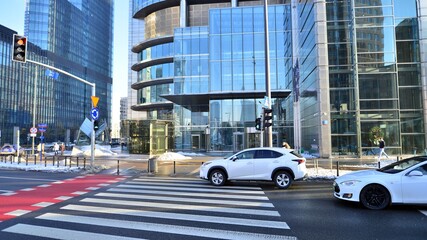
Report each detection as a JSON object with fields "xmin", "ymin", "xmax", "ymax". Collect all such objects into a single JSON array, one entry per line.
[
  {"xmin": 326, "ymin": 0, "xmax": 423, "ymax": 156},
  {"xmin": 209, "ymin": 5, "xmax": 291, "ymax": 151}
]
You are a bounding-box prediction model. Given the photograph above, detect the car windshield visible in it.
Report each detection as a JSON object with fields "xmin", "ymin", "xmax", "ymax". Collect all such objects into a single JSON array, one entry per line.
[{"xmin": 377, "ymin": 157, "xmax": 427, "ymax": 174}]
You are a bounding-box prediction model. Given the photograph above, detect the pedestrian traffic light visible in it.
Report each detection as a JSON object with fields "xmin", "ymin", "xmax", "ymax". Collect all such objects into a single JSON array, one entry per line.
[
  {"xmin": 255, "ymin": 118, "xmax": 261, "ymax": 130},
  {"xmin": 12, "ymin": 34, "xmax": 27, "ymax": 63},
  {"xmin": 94, "ymin": 120, "xmax": 99, "ymax": 131},
  {"xmin": 263, "ymin": 108, "xmax": 273, "ymax": 129}
]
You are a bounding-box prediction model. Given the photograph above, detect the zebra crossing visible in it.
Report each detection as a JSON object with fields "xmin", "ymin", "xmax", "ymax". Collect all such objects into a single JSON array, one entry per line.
[{"xmin": 1, "ymin": 176, "xmax": 297, "ymax": 239}]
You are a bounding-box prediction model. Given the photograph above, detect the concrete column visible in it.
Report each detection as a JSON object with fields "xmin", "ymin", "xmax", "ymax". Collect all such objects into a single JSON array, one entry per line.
[{"xmin": 231, "ymin": 0, "xmax": 238, "ymax": 7}]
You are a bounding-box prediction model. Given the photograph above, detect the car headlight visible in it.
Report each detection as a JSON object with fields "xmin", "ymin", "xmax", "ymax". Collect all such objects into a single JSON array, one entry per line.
[
  {"xmin": 202, "ymin": 162, "xmax": 212, "ymax": 167},
  {"xmin": 340, "ymin": 180, "xmax": 361, "ymax": 186}
]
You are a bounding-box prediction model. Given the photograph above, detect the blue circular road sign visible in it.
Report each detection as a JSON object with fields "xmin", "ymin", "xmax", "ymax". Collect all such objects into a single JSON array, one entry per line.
[{"xmin": 91, "ymin": 107, "xmax": 99, "ymax": 120}]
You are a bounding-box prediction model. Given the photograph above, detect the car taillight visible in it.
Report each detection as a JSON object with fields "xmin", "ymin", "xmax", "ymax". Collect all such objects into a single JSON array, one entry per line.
[{"xmin": 292, "ymin": 159, "xmax": 305, "ymax": 165}]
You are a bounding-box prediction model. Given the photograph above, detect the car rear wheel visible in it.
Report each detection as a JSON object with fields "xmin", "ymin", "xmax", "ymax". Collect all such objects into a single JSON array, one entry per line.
[
  {"xmin": 360, "ymin": 184, "xmax": 391, "ymax": 210},
  {"xmin": 209, "ymin": 169, "xmax": 226, "ymax": 186},
  {"xmin": 274, "ymin": 171, "xmax": 293, "ymax": 189}
]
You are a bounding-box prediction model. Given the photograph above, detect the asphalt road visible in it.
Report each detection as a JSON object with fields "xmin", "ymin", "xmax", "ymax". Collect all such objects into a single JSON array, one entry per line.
[
  {"xmin": 0, "ymin": 171, "xmax": 426, "ymax": 240},
  {"xmin": 262, "ymin": 180, "xmax": 427, "ymax": 240}
]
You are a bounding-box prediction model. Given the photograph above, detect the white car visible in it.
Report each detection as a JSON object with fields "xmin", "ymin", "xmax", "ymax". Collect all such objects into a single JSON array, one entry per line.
[
  {"xmin": 333, "ymin": 156, "xmax": 427, "ymax": 210},
  {"xmin": 200, "ymin": 147, "xmax": 307, "ymax": 189}
]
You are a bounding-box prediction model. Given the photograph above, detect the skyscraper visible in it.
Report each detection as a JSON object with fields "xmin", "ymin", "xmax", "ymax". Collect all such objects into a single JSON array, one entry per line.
[
  {"xmin": 129, "ymin": 0, "xmax": 426, "ymax": 158},
  {"xmin": 20, "ymin": 0, "xmax": 113, "ymax": 144}
]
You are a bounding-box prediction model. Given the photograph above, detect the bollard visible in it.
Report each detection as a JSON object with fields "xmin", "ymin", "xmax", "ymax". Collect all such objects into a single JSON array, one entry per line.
[
  {"xmin": 83, "ymin": 158, "xmax": 86, "ymax": 169},
  {"xmin": 117, "ymin": 160, "xmax": 119, "ymax": 175},
  {"xmin": 45, "ymin": 157, "xmax": 47, "ymax": 167},
  {"xmin": 336, "ymin": 161, "xmax": 339, "ymax": 177},
  {"xmin": 174, "ymin": 161, "xmax": 176, "ymax": 174},
  {"xmin": 378, "ymin": 161, "xmax": 381, "ymax": 169},
  {"xmin": 77, "ymin": 157, "xmax": 79, "ymax": 167},
  {"xmin": 53, "ymin": 155, "xmax": 55, "ymax": 166},
  {"xmin": 57, "ymin": 157, "xmax": 60, "ymax": 167},
  {"xmin": 147, "ymin": 160, "xmax": 150, "ymax": 173},
  {"xmin": 26, "ymin": 155, "xmax": 28, "ymax": 166}
]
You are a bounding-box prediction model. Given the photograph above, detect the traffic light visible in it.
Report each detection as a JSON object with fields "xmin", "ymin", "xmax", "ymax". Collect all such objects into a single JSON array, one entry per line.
[
  {"xmin": 263, "ymin": 108, "xmax": 273, "ymax": 129},
  {"xmin": 12, "ymin": 34, "xmax": 27, "ymax": 63},
  {"xmin": 94, "ymin": 120, "xmax": 99, "ymax": 131},
  {"xmin": 255, "ymin": 117, "xmax": 261, "ymax": 130}
]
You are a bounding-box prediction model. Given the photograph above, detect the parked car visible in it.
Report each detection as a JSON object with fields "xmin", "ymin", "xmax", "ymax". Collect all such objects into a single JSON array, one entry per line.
[
  {"xmin": 200, "ymin": 147, "xmax": 307, "ymax": 189},
  {"xmin": 333, "ymin": 156, "xmax": 427, "ymax": 210},
  {"xmin": 0, "ymin": 144, "xmax": 26, "ymax": 157}
]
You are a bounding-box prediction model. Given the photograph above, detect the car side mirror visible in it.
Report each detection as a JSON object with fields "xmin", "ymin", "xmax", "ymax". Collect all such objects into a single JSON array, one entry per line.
[
  {"xmin": 230, "ymin": 156, "xmax": 238, "ymax": 161},
  {"xmin": 407, "ymin": 170, "xmax": 423, "ymax": 177}
]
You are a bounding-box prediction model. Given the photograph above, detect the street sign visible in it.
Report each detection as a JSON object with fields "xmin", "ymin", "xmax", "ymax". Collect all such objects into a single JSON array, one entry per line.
[
  {"xmin": 30, "ymin": 127, "xmax": 37, "ymax": 134},
  {"xmin": 91, "ymin": 107, "xmax": 99, "ymax": 120},
  {"xmin": 30, "ymin": 133, "xmax": 36, "ymax": 137},
  {"xmin": 38, "ymin": 123, "xmax": 47, "ymax": 128},
  {"xmin": 91, "ymin": 96, "xmax": 99, "ymax": 108},
  {"xmin": 38, "ymin": 128, "xmax": 46, "ymax": 132},
  {"xmin": 40, "ymin": 135, "xmax": 44, "ymax": 140},
  {"xmin": 45, "ymin": 69, "xmax": 59, "ymax": 79}
]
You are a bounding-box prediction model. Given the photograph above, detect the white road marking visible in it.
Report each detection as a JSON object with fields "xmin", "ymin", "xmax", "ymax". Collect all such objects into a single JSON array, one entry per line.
[
  {"xmin": 36, "ymin": 213, "xmax": 296, "ymax": 240},
  {"xmin": 81, "ymin": 198, "xmax": 280, "ymax": 216},
  {"xmin": 0, "ymin": 192, "xmax": 17, "ymax": 196},
  {"xmin": 55, "ymin": 196, "xmax": 72, "ymax": 201},
  {"xmin": 71, "ymin": 191, "xmax": 87, "ymax": 195},
  {"xmin": 117, "ymin": 184, "xmax": 265, "ymax": 195},
  {"xmin": 107, "ymin": 188, "xmax": 269, "ymax": 200},
  {"xmin": 3, "ymin": 224, "xmax": 144, "ymax": 240},
  {"xmin": 5, "ymin": 210, "xmax": 31, "ymax": 216},
  {"xmin": 128, "ymin": 180, "xmax": 262, "ymax": 190},
  {"xmin": 32, "ymin": 202, "xmax": 54, "ymax": 207},
  {"xmin": 96, "ymin": 192, "xmax": 274, "ymax": 208},
  {"xmin": 97, "ymin": 183, "xmax": 110, "ymax": 186},
  {"xmin": 52, "ymin": 181, "xmax": 64, "ymax": 184},
  {"xmin": 20, "ymin": 188, "xmax": 35, "ymax": 191},
  {"xmin": 62, "ymin": 204, "xmax": 289, "ymax": 229},
  {"xmin": 0, "ymin": 176, "xmax": 61, "ymax": 182},
  {"xmin": 37, "ymin": 184, "xmax": 51, "ymax": 188},
  {"xmin": 86, "ymin": 187, "xmax": 100, "ymax": 190}
]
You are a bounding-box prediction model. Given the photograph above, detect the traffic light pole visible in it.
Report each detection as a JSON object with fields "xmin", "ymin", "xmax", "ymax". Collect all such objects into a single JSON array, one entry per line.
[
  {"xmin": 263, "ymin": 0, "xmax": 272, "ymax": 147},
  {"xmin": 26, "ymin": 59, "xmax": 96, "ymax": 168}
]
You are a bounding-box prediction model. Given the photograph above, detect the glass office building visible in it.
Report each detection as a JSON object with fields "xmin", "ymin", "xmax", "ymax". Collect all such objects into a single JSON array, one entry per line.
[
  {"xmin": 130, "ymin": 0, "xmax": 427, "ymax": 158},
  {"xmin": 0, "ymin": 0, "xmax": 113, "ymax": 146}
]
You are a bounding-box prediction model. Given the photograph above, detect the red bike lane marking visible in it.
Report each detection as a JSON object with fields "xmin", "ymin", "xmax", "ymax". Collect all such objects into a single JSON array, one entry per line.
[{"xmin": 0, "ymin": 175, "xmax": 129, "ymax": 222}]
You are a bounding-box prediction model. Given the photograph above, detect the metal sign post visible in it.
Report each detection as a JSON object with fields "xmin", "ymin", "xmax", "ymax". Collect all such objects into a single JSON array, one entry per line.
[{"xmin": 26, "ymin": 59, "xmax": 96, "ymax": 168}]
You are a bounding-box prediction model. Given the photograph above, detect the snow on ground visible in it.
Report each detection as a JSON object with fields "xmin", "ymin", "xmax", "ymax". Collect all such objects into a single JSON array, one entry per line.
[
  {"xmin": 1, "ymin": 149, "xmax": 397, "ymax": 178},
  {"xmin": 157, "ymin": 152, "xmax": 192, "ymax": 161}
]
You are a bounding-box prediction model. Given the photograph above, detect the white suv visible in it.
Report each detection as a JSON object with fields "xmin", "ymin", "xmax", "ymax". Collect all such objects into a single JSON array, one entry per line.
[{"xmin": 200, "ymin": 147, "xmax": 307, "ymax": 189}]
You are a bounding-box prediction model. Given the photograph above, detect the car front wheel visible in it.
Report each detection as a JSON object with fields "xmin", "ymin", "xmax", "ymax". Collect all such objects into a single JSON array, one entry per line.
[
  {"xmin": 209, "ymin": 169, "xmax": 226, "ymax": 186},
  {"xmin": 360, "ymin": 184, "xmax": 391, "ymax": 210},
  {"xmin": 274, "ymin": 171, "xmax": 293, "ymax": 189}
]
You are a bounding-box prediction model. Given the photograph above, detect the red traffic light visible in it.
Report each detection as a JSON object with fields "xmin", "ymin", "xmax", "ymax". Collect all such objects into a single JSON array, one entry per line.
[{"xmin": 12, "ymin": 34, "xmax": 27, "ymax": 63}]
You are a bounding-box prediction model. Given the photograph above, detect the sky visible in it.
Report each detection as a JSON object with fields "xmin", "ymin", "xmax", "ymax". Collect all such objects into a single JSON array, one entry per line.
[{"xmin": 0, "ymin": 0, "xmax": 129, "ymax": 129}]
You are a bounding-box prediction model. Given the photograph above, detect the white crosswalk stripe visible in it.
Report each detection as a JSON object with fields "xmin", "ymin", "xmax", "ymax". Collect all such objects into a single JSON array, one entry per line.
[{"xmin": 1, "ymin": 177, "xmax": 296, "ymax": 239}]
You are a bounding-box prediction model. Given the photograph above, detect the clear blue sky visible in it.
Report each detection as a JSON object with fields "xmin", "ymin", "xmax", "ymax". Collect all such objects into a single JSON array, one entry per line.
[{"xmin": 0, "ymin": 0, "xmax": 129, "ymax": 127}]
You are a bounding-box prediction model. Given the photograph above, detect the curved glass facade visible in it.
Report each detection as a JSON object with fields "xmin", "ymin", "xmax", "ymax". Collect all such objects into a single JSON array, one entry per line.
[{"xmin": 130, "ymin": 0, "xmax": 426, "ymax": 156}]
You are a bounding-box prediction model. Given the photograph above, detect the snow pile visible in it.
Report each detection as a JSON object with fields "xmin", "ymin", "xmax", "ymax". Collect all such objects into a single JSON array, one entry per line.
[
  {"xmin": 177, "ymin": 151, "xmax": 205, "ymax": 157},
  {"xmin": 157, "ymin": 152, "xmax": 192, "ymax": 161},
  {"xmin": 306, "ymin": 167, "xmax": 352, "ymax": 180},
  {"xmin": 71, "ymin": 145, "xmax": 117, "ymax": 157}
]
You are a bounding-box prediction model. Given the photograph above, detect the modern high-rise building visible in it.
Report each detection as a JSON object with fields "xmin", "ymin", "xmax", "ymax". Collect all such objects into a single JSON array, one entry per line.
[
  {"xmin": 128, "ymin": 0, "xmax": 426, "ymax": 158},
  {"xmin": 0, "ymin": 0, "xmax": 113, "ymax": 146}
]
